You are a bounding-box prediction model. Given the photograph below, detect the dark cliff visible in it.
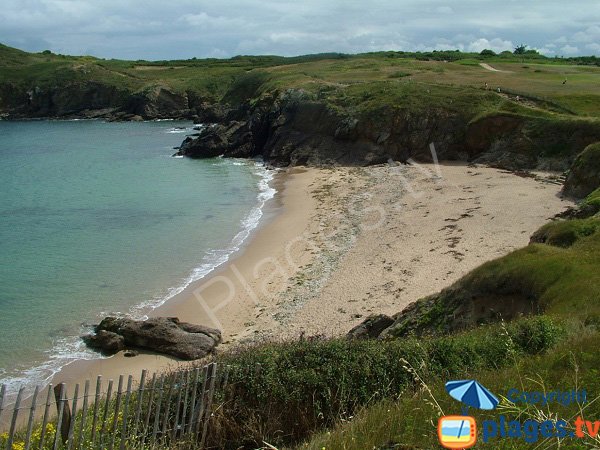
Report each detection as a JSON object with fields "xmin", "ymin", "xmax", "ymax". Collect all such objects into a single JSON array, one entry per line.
[
  {"xmin": 0, "ymin": 81, "xmax": 224, "ymax": 121},
  {"xmin": 176, "ymin": 89, "xmax": 600, "ymax": 173}
]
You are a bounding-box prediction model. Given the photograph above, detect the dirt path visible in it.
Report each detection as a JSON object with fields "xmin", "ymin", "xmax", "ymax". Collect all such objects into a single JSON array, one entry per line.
[{"xmin": 480, "ymin": 63, "xmax": 512, "ymax": 73}]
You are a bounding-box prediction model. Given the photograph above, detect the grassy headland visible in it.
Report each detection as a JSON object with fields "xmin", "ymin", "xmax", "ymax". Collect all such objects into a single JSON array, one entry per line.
[{"xmin": 1, "ymin": 43, "xmax": 599, "ymax": 449}]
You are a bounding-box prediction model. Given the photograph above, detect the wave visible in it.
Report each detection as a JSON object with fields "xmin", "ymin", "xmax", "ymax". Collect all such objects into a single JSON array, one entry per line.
[
  {"xmin": 0, "ymin": 159, "xmax": 277, "ymax": 396},
  {"xmin": 165, "ymin": 127, "xmax": 192, "ymax": 133}
]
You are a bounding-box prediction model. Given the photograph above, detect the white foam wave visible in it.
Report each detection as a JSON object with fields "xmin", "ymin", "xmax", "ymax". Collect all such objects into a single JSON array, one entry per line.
[{"xmin": 165, "ymin": 127, "xmax": 191, "ymax": 134}]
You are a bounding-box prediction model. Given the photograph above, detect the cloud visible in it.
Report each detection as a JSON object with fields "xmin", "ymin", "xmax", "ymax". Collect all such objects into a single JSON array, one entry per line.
[
  {"xmin": 435, "ymin": 6, "xmax": 454, "ymax": 14},
  {"xmin": 0, "ymin": 0, "xmax": 598, "ymax": 59},
  {"xmin": 180, "ymin": 12, "xmax": 247, "ymax": 29},
  {"xmin": 467, "ymin": 38, "xmax": 514, "ymax": 53},
  {"xmin": 560, "ymin": 44, "xmax": 580, "ymax": 55},
  {"xmin": 587, "ymin": 43, "xmax": 600, "ymax": 53},
  {"xmin": 572, "ymin": 25, "xmax": 600, "ymax": 43}
]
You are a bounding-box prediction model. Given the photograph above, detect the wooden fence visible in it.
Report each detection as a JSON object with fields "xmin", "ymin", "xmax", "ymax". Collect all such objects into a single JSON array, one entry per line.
[{"xmin": 0, "ymin": 362, "xmax": 226, "ymax": 450}]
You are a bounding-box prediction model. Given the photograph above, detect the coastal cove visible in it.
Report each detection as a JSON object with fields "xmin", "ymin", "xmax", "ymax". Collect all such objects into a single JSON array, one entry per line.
[
  {"xmin": 55, "ymin": 161, "xmax": 572, "ymax": 391},
  {"xmin": 0, "ymin": 120, "xmax": 275, "ymax": 392}
]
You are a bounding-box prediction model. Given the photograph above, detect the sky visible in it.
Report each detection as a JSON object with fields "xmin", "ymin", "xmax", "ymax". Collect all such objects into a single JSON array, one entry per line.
[{"xmin": 0, "ymin": 0, "xmax": 599, "ymax": 60}]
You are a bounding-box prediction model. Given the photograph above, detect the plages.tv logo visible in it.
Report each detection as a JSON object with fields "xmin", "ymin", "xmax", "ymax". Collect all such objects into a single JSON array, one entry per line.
[{"xmin": 438, "ymin": 380, "xmax": 499, "ymax": 449}]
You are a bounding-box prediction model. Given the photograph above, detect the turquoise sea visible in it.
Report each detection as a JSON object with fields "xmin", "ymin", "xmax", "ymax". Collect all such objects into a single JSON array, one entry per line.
[{"xmin": 0, "ymin": 120, "xmax": 274, "ymax": 389}]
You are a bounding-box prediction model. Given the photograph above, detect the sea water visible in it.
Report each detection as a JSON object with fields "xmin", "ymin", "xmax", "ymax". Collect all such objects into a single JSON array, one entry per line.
[{"xmin": 0, "ymin": 120, "xmax": 274, "ymax": 390}]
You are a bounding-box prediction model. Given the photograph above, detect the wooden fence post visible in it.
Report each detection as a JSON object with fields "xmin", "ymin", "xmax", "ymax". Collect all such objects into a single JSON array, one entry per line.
[
  {"xmin": 7, "ymin": 386, "xmax": 25, "ymax": 450},
  {"xmin": 76, "ymin": 380, "xmax": 90, "ymax": 450},
  {"xmin": 53, "ymin": 383, "xmax": 70, "ymax": 450},
  {"xmin": 0, "ymin": 384, "xmax": 6, "ymax": 431},
  {"xmin": 130, "ymin": 369, "xmax": 147, "ymax": 443},
  {"xmin": 66, "ymin": 384, "xmax": 80, "ymax": 449},
  {"xmin": 23, "ymin": 385, "xmax": 39, "ymax": 450},
  {"xmin": 199, "ymin": 363, "xmax": 218, "ymax": 449},
  {"xmin": 38, "ymin": 385, "xmax": 53, "ymax": 450}
]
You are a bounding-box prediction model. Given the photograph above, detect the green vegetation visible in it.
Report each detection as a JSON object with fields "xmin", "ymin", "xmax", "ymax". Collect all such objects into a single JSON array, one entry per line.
[
  {"xmin": 583, "ymin": 187, "xmax": 600, "ymax": 210},
  {"xmin": 1, "ymin": 43, "xmax": 600, "ymax": 116},
  {"xmin": 531, "ymin": 216, "xmax": 600, "ymax": 247},
  {"xmin": 299, "ymin": 328, "xmax": 600, "ymax": 449},
  {"xmin": 201, "ymin": 317, "xmax": 562, "ymax": 448},
  {"xmin": 564, "ymin": 142, "xmax": 600, "ymax": 197}
]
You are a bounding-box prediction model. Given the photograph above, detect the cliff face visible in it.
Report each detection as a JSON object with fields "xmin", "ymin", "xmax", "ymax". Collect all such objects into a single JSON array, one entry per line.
[
  {"xmin": 3, "ymin": 76, "xmax": 599, "ymax": 176},
  {"xmin": 178, "ymin": 90, "xmax": 469, "ymax": 166},
  {"xmin": 0, "ymin": 81, "xmax": 220, "ymax": 121},
  {"xmin": 176, "ymin": 90, "xmax": 600, "ymax": 172},
  {"xmin": 0, "ymin": 81, "xmax": 130, "ymax": 118}
]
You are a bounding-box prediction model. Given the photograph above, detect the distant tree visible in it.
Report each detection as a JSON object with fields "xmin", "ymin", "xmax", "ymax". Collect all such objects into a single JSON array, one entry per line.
[
  {"xmin": 480, "ymin": 49, "xmax": 496, "ymax": 57},
  {"xmin": 41, "ymin": 49, "xmax": 52, "ymax": 55},
  {"xmin": 514, "ymin": 44, "xmax": 527, "ymax": 55}
]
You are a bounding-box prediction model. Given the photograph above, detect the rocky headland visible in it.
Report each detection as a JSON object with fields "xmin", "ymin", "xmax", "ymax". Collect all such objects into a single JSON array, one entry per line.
[{"xmin": 174, "ymin": 89, "xmax": 600, "ymax": 181}]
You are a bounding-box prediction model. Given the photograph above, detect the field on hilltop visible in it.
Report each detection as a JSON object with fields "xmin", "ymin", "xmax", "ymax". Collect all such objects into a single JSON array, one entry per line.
[{"xmin": 1, "ymin": 43, "xmax": 599, "ymax": 117}]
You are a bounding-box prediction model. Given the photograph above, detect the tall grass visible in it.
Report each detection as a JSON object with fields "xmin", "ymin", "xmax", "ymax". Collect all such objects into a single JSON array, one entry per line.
[{"xmin": 199, "ymin": 317, "xmax": 562, "ymax": 448}]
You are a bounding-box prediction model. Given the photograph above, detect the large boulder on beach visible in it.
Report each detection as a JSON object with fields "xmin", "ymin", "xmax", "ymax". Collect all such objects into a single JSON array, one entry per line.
[
  {"xmin": 83, "ymin": 330, "xmax": 125, "ymax": 355},
  {"xmin": 83, "ymin": 317, "xmax": 221, "ymax": 360}
]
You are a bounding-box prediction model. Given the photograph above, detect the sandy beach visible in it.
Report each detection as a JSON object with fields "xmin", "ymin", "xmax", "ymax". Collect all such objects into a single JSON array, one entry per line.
[{"xmin": 54, "ymin": 161, "xmax": 572, "ymax": 388}]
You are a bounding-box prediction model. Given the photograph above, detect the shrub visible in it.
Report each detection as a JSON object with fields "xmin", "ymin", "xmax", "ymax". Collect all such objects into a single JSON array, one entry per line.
[
  {"xmin": 563, "ymin": 142, "xmax": 600, "ymax": 198},
  {"xmin": 201, "ymin": 317, "xmax": 563, "ymax": 448},
  {"xmin": 530, "ymin": 216, "xmax": 600, "ymax": 247},
  {"xmin": 388, "ymin": 71, "xmax": 411, "ymax": 78}
]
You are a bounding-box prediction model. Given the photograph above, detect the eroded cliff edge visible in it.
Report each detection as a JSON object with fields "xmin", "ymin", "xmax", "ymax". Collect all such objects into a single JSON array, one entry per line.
[{"xmin": 175, "ymin": 88, "xmax": 600, "ymax": 174}]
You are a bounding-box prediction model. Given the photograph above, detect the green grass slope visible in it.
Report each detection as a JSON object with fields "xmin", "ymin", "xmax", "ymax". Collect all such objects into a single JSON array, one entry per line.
[
  {"xmin": 299, "ymin": 328, "xmax": 600, "ymax": 450},
  {"xmin": 1, "ymin": 43, "xmax": 599, "ymax": 116}
]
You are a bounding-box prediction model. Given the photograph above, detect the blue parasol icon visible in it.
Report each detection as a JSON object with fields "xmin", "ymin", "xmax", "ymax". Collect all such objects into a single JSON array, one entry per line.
[{"xmin": 445, "ymin": 380, "xmax": 499, "ymax": 410}]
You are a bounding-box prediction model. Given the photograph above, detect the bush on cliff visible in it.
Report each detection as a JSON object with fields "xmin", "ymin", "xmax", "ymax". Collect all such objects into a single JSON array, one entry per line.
[
  {"xmin": 300, "ymin": 328, "xmax": 600, "ymax": 450},
  {"xmin": 583, "ymin": 187, "xmax": 600, "ymax": 211},
  {"xmin": 563, "ymin": 142, "xmax": 600, "ymax": 198},
  {"xmin": 200, "ymin": 316, "xmax": 562, "ymax": 448}
]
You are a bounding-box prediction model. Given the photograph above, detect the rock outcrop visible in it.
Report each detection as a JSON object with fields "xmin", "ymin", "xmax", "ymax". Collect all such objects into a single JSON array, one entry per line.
[
  {"xmin": 83, "ymin": 330, "xmax": 125, "ymax": 355},
  {"xmin": 126, "ymin": 86, "xmax": 190, "ymax": 119},
  {"xmin": 0, "ymin": 81, "xmax": 224, "ymax": 121},
  {"xmin": 347, "ymin": 314, "xmax": 394, "ymax": 339},
  {"xmin": 83, "ymin": 317, "xmax": 221, "ymax": 360},
  {"xmin": 563, "ymin": 142, "xmax": 600, "ymax": 198},
  {"xmin": 175, "ymin": 90, "xmax": 600, "ymax": 171},
  {"xmin": 347, "ymin": 281, "xmax": 541, "ymax": 340}
]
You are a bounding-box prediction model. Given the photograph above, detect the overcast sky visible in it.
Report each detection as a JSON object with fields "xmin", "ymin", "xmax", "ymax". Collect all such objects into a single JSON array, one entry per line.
[{"xmin": 1, "ymin": 0, "xmax": 598, "ymax": 60}]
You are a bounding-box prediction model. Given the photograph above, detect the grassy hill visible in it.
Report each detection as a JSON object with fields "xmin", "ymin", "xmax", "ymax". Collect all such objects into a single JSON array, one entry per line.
[{"xmin": 1, "ymin": 43, "xmax": 599, "ymax": 117}]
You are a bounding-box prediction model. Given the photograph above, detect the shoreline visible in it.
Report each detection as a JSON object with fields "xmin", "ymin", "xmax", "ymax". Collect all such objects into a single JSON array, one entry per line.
[
  {"xmin": 9, "ymin": 161, "xmax": 574, "ymax": 398},
  {"xmin": 0, "ymin": 127, "xmax": 274, "ymax": 395},
  {"xmin": 50, "ymin": 166, "xmax": 317, "ymax": 388}
]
